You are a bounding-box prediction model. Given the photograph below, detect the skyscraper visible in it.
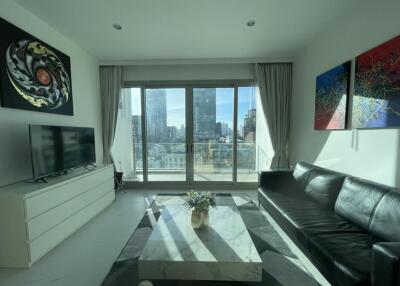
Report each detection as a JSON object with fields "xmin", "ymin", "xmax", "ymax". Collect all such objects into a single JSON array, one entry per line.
[
  {"xmin": 193, "ymin": 88, "xmax": 216, "ymax": 141},
  {"xmin": 243, "ymin": 108, "xmax": 256, "ymax": 142},
  {"xmin": 146, "ymin": 89, "xmax": 167, "ymax": 142},
  {"xmin": 132, "ymin": 115, "xmax": 142, "ymax": 142}
]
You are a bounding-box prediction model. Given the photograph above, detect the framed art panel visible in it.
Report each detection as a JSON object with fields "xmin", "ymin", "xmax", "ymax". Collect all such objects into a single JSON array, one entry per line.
[
  {"xmin": 0, "ymin": 17, "xmax": 73, "ymax": 115},
  {"xmin": 352, "ymin": 35, "xmax": 400, "ymax": 128},
  {"xmin": 315, "ymin": 61, "xmax": 351, "ymax": 130}
]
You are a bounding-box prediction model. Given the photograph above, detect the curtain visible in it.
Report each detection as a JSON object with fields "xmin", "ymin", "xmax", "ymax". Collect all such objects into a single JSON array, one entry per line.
[
  {"xmin": 100, "ymin": 66, "xmax": 123, "ymax": 165},
  {"xmin": 254, "ymin": 63, "xmax": 292, "ymax": 169}
]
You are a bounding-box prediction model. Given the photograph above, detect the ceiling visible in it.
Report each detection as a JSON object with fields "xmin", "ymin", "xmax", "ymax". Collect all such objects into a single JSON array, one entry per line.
[{"xmin": 15, "ymin": 0, "xmax": 359, "ymax": 62}]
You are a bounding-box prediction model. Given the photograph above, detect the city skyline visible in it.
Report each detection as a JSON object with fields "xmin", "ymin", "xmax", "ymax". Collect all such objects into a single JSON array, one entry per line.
[
  {"xmin": 130, "ymin": 87, "xmax": 256, "ymax": 131},
  {"xmin": 126, "ymin": 87, "xmax": 257, "ymax": 181}
]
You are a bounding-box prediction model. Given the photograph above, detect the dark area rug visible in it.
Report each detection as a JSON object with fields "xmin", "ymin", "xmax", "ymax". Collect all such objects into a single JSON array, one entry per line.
[{"xmin": 101, "ymin": 194, "xmax": 319, "ymax": 286}]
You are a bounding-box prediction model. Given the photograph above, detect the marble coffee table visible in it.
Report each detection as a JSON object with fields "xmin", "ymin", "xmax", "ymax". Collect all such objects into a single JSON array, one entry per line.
[{"xmin": 138, "ymin": 205, "xmax": 262, "ymax": 282}]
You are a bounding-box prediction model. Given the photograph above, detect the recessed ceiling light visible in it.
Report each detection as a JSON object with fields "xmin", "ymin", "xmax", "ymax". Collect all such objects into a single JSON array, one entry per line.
[
  {"xmin": 246, "ymin": 20, "xmax": 256, "ymax": 27},
  {"xmin": 112, "ymin": 23, "xmax": 122, "ymax": 30}
]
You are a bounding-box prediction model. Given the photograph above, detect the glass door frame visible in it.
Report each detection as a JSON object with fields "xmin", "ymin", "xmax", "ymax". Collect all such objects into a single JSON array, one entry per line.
[
  {"xmin": 190, "ymin": 84, "xmax": 236, "ymax": 183},
  {"xmin": 124, "ymin": 80, "xmax": 257, "ymax": 189}
]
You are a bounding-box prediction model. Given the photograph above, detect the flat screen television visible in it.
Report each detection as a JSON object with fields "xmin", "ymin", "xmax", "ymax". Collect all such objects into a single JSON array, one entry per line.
[{"xmin": 29, "ymin": 125, "xmax": 96, "ymax": 180}]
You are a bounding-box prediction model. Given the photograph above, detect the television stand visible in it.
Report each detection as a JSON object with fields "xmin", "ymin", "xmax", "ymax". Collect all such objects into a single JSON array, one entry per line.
[{"xmin": 0, "ymin": 164, "xmax": 114, "ymax": 268}]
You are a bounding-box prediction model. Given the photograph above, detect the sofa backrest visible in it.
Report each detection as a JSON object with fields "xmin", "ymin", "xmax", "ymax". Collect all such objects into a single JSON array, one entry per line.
[
  {"xmin": 293, "ymin": 162, "xmax": 400, "ymax": 241},
  {"xmin": 293, "ymin": 162, "xmax": 314, "ymax": 189},
  {"xmin": 335, "ymin": 177, "xmax": 391, "ymax": 234},
  {"xmin": 293, "ymin": 162, "xmax": 346, "ymax": 209},
  {"xmin": 369, "ymin": 189, "xmax": 400, "ymax": 241}
]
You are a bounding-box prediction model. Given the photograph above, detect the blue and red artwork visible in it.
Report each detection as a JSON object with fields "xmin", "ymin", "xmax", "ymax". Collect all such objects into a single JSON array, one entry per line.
[
  {"xmin": 315, "ymin": 61, "xmax": 351, "ymax": 130},
  {"xmin": 353, "ymin": 35, "xmax": 400, "ymax": 128}
]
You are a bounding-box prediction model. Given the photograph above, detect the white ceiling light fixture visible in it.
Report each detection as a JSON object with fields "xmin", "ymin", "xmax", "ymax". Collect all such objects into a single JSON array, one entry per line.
[
  {"xmin": 112, "ymin": 23, "xmax": 122, "ymax": 30},
  {"xmin": 246, "ymin": 20, "xmax": 256, "ymax": 27}
]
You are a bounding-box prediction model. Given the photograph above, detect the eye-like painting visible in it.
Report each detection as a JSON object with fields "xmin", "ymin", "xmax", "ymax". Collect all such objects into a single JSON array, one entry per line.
[
  {"xmin": 0, "ymin": 17, "xmax": 73, "ymax": 115},
  {"xmin": 352, "ymin": 35, "xmax": 400, "ymax": 129},
  {"xmin": 315, "ymin": 61, "xmax": 351, "ymax": 130}
]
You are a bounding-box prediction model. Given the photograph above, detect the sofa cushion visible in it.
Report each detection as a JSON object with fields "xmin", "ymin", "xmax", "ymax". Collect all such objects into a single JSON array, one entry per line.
[
  {"xmin": 265, "ymin": 191, "xmax": 363, "ymax": 232},
  {"xmin": 335, "ymin": 177, "xmax": 390, "ymax": 231},
  {"xmin": 258, "ymin": 188, "xmax": 364, "ymax": 239},
  {"xmin": 369, "ymin": 189, "xmax": 400, "ymax": 241},
  {"xmin": 293, "ymin": 162, "xmax": 315, "ymax": 189},
  {"xmin": 258, "ymin": 187, "xmax": 373, "ymax": 286},
  {"xmin": 307, "ymin": 232, "xmax": 378, "ymax": 286},
  {"xmin": 258, "ymin": 170, "xmax": 303, "ymax": 194},
  {"xmin": 304, "ymin": 168, "xmax": 346, "ymax": 209}
]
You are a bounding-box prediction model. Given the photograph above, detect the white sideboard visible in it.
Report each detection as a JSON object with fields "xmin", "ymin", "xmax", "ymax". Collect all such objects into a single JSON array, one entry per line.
[{"xmin": 0, "ymin": 164, "xmax": 115, "ymax": 268}]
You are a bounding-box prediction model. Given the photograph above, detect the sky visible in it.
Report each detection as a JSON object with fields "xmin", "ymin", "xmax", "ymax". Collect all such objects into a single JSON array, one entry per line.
[{"xmin": 130, "ymin": 87, "xmax": 256, "ymax": 130}]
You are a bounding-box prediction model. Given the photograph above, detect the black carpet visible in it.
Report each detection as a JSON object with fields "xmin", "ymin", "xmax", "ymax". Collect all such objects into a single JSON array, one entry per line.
[{"xmin": 101, "ymin": 194, "xmax": 319, "ymax": 286}]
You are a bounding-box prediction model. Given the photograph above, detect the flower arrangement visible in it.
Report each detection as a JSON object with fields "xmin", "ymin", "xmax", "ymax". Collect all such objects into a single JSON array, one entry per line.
[{"xmin": 184, "ymin": 191, "xmax": 216, "ymax": 212}]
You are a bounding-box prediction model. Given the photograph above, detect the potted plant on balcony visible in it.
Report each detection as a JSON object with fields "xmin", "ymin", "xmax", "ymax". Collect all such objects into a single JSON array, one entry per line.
[{"xmin": 184, "ymin": 191, "xmax": 216, "ymax": 229}]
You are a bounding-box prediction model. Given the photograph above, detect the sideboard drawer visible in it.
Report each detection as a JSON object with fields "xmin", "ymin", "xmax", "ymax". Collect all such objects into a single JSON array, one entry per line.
[
  {"xmin": 26, "ymin": 194, "xmax": 86, "ymax": 241},
  {"xmin": 25, "ymin": 167, "xmax": 113, "ymax": 219},
  {"xmin": 84, "ymin": 179, "xmax": 114, "ymax": 206},
  {"xmin": 86, "ymin": 191, "xmax": 115, "ymax": 221},
  {"xmin": 29, "ymin": 209, "xmax": 86, "ymax": 263}
]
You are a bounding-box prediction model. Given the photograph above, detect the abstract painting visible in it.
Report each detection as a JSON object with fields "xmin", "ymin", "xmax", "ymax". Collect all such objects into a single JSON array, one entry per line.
[
  {"xmin": 314, "ymin": 61, "xmax": 351, "ymax": 130},
  {"xmin": 0, "ymin": 17, "xmax": 73, "ymax": 115},
  {"xmin": 353, "ymin": 35, "xmax": 400, "ymax": 128}
]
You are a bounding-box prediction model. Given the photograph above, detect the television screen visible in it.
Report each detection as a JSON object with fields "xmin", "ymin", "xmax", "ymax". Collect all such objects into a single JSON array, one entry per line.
[{"xmin": 29, "ymin": 125, "xmax": 95, "ymax": 179}]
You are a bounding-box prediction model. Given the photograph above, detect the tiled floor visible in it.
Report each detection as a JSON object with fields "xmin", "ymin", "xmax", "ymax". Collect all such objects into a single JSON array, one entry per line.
[{"xmin": 0, "ymin": 189, "xmax": 329, "ymax": 286}]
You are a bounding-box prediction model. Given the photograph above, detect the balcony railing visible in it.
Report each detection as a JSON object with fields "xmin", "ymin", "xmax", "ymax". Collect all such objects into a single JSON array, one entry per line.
[{"xmin": 130, "ymin": 142, "xmax": 258, "ymax": 182}]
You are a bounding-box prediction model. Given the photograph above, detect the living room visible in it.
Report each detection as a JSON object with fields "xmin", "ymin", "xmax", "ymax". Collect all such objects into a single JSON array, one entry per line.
[{"xmin": 0, "ymin": 0, "xmax": 399, "ymax": 286}]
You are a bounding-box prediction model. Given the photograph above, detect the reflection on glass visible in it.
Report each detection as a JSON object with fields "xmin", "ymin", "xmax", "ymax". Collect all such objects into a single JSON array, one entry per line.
[
  {"xmin": 146, "ymin": 88, "xmax": 186, "ymax": 181},
  {"xmin": 193, "ymin": 88, "xmax": 234, "ymax": 181},
  {"xmin": 237, "ymin": 87, "xmax": 257, "ymax": 182}
]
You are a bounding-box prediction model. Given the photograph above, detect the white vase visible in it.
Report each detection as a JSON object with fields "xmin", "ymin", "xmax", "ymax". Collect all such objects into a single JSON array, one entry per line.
[{"xmin": 191, "ymin": 209, "xmax": 209, "ymax": 229}]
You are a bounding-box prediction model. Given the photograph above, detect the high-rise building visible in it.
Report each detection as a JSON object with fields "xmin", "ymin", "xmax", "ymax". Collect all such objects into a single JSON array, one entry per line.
[
  {"xmin": 166, "ymin": 126, "xmax": 178, "ymax": 140},
  {"xmin": 221, "ymin": 122, "xmax": 229, "ymax": 136},
  {"xmin": 146, "ymin": 89, "xmax": 167, "ymax": 142},
  {"xmin": 178, "ymin": 124, "xmax": 185, "ymax": 139},
  {"xmin": 193, "ymin": 88, "xmax": 216, "ymax": 141},
  {"xmin": 216, "ymin": 122, "xmax": 222, "ymax": 137},
  {"xmin": 132, "ymin": 115, "xmax": 142, "ymax": 142},
  {"xmin": 243, "ymin": 108, "xmax": 256, "ymax": 142}
]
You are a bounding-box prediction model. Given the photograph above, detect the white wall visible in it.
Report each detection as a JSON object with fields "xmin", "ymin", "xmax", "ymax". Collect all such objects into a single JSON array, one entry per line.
[
  {"xmin": 290, "ymin": 0, "xmax": 400, "ymax": 187},
  {"xmin": 0, "ymin": 0, "xmax": 102, "ymax": 187},
  {"xmin": 123, "ymin": 63, "xmax": 253, "ymax": 82}
]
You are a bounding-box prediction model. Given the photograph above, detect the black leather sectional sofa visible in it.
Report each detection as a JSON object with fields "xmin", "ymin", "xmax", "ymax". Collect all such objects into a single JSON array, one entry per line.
[{"xmin": 258, "ymin": 162, "xmax": 400, "ymax": 286}]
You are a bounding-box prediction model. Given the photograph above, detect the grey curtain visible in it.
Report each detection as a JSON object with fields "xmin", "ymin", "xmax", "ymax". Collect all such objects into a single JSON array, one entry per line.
[
  {"xmin": 254, "ymin": 63, "xmax": 292, "ymax": 169},
  {"xmin": 100, "ymin": 66, "xmax": 123, "ymax": 165}
]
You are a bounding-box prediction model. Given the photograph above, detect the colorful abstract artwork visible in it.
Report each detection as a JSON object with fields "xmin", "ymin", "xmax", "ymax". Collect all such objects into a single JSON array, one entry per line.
[
  {"xmin": 315, "ymin": 61, "xmax": 351, "ymax": 130},
  {"xmin": 353, "ymin": 35, "xmax": 400, "ymax": 128},
  {"xmin": 0, "ymin": 18, "xmax": 73, "ymax": 115}
]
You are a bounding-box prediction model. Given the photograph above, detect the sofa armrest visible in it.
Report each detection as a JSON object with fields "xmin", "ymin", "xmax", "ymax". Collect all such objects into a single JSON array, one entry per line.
[
  {"xmin": 372, "ymin": 242, "xmax": 400, "ymax": 286},
  {"xmin": 258, "ymin": 170, "xmax": 296, "ymax": 192}
]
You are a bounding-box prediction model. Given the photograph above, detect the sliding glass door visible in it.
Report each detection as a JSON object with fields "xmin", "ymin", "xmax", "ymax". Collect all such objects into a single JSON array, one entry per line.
[
  {"xmin": 192, "ymin": 87, "xmax": 234, "ymax": 181},
  {"xmin": 145, "ymin": 88, "xmax": 186, "ymax": 181},
  {"xmin": 237, "ymin": 87, "xmax": 258, "ymax": 182},
  {"xmin": 118, "ymin": 83, "xmax": 259, "ymax": 185}
]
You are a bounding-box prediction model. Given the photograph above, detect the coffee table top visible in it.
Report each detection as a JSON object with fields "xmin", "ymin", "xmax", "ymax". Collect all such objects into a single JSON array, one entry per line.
[{"xmin": 139, "ymin": 205, "xmax": 262, "ymax": 281}]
